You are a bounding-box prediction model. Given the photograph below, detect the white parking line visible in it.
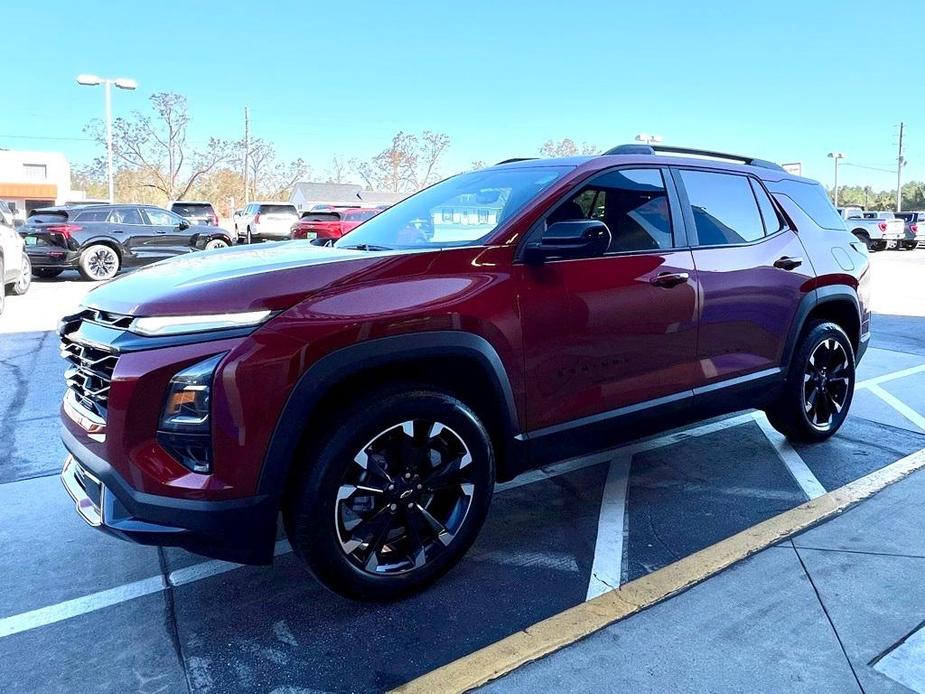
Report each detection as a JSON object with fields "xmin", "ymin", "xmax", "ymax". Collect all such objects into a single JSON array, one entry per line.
[
  {"xmin": 867, "ymin": 384, "xmax": 925, "ymax": 432},
  {"xmin": 586, "ymin": 454, "xmax": 632, "ymax": 599},
  {"xmin": 0, "ymin": 575, "xmax": 166, "ymax": 639},
  {"xmin": 754, "ymin": 414, "xmax": 827, "ymax": 499},
  {"xmin": 874, "ymin": 622, "xmax": 925, "ymax": 692},
  {"xmin": 857, "ymin": 363, "xmax": 925, "ymax": 390}
]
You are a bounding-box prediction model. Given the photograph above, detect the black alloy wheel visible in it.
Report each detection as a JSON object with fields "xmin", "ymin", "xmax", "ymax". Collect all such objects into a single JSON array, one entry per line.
[
  {"xmin": 284, "ymin": 387, "xmax": 494, "ymax": 600},
  {"xmin": 802, "ymin": 338, "xmax": 852, "ymax": 432},
  {"xmin": 766, "ymin": 321, "xmax": 855, "ymax": 442},
  {"xmin": 335, "ymin": 420, "xmax": 476, "ymax": 575}
]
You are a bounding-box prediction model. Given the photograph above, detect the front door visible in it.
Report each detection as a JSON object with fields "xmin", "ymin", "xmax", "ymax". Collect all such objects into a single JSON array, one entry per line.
[
  {"xmin": 142, "ymin": 207, "xmax": 195, "ymax": 256},
  {"xmin": 674, "ymin": 168, "xmax": 813, "ymax": 384},
  {"xmin": 519, "ymin": 167, "xmax": 700, "ymax": 436}
]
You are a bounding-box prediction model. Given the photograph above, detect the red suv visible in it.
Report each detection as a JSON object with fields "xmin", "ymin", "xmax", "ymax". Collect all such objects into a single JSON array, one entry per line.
[
  {"xmin": 59, "ymin": 145, "xmax": 871, "ymax": 600},
  {"xmin": 290, "ymin": 207, "xmax": 382, "ymax": 243}
]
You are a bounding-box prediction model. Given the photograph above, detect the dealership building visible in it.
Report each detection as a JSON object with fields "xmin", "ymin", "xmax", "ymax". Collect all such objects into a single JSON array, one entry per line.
[
  {"xmin": 290, "ymin": 182, "xmax": 405, "ymax": 211},
  {"xmin": 0, "ymin": 150, "xmax": 73, "ymax": 219}
]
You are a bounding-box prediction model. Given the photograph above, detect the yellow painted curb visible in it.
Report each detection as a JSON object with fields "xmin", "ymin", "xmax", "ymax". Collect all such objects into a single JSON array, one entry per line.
[{"xmin": 393, "ymin": 447, "xmax": 925, "ymax": 694}]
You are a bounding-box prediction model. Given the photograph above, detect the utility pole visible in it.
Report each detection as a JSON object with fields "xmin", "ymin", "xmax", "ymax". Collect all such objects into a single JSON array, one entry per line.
[
  {"xmin": 243, "ymin": 106, "xmax": 250, "ymax": 205},
  {"xmin": 828, "ymin": 152, "xmax": 845, "ymax": 206},
  {"xmin": 896, "ymin": 121, "xmax": 905, "ymax": 212}
]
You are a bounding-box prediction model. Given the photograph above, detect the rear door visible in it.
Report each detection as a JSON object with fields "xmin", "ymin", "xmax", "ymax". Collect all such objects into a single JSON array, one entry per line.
[{"xmin": 674, "ymin": 168, "xmax": 813, "ymax": 385}]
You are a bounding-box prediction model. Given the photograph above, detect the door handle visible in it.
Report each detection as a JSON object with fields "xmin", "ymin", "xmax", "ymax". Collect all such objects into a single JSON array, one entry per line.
[
  {"xmin": 650, "ymin": 271, "xmax": 690, "ymax": 288},
  {"xmin": 773, "ymin": 256, "xmax": 803, "ymax": 270},
  {"xmin": 111, "ymin": 229, "xmax": 124, "ymax": 234},
  {"xmin": 156, "ymin": 231, "xmax": 168, "ymax": 234}
]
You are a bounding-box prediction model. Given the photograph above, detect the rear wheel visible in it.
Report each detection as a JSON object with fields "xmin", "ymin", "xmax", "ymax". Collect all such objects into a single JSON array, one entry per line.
[
  {"xmin": 284, "ymin": 386, "xmax": 495, "ymax": 600},
  {"xmin": 11, "ymin": 253, "xmax": 31, "ymax": 295},
  {"xmin": 853, "ymin": 231, "xmax": 872, "ymax": 250},
  {"xmin": 204, "ymin": 238, "xmax": 229, "ymax": 250},
  {"xmin": 32, "ymin": 267, "xmax": 64, "ymax": 279},
  {"xmin": 766, "ymin": 321, "xmax": 855, "ymax": 442},
  {"xmin": 902, "ymin": 241, "xmax": 918, "ymax": 250},
  {"xmin": 78, "ymin": 244, "xmax": 120, "ymax": 281}
]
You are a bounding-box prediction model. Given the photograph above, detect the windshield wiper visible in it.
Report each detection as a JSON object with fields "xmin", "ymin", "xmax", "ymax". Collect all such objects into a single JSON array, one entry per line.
[{"xmin": 340, "ymin": 243, "xmax": 393, "ymax": 251}]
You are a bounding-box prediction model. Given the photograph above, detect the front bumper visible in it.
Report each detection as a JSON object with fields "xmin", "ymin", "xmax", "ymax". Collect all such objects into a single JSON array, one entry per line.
[{"xmin": 61, "ymin": 426, "xmax": 278, "ymax": 564}]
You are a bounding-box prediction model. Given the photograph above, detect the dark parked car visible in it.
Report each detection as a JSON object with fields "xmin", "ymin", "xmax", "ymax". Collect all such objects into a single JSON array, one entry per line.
[
  {"xmin": 20, "ymin": 204, "xmax": 234, "ymax": 280},
  {"xmin": 169, "ymin": 200, "xmax": 220, "ymax": 227},
  {"xmin": 59, "ymin": 145, "xmax": 870, "ymax": 599}
]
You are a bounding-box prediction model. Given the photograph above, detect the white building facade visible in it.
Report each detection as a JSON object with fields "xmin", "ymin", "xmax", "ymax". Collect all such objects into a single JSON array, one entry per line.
[{"xmin": 0, "ymin": 150, "xmax": 72, "ymax": 219}]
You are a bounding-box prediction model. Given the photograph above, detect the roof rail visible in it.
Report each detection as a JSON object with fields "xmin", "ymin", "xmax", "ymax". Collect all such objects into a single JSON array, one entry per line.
[
  {"xmin": 602, "ymin": 144, "xmax": 784, "ymax": 171},
  {"xmin": 495, "ymin": 157, "xmax": 538, "ymax": 165}
]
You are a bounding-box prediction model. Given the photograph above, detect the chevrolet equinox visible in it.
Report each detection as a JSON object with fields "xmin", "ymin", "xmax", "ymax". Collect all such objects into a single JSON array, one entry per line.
[{"xmin": 59, "ymin": 145, "xmax": 871, "ymax": 599}]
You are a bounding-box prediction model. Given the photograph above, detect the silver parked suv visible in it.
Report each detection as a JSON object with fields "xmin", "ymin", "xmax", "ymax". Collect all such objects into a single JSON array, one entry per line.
[{"xmin": 235, "ymin": 202, "xmax": 298, "ymax": 243}]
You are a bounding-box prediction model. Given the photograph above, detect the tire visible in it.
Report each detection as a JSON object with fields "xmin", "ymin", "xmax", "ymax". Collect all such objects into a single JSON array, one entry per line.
[
  {"xmin": 284, "ymin": 386, "xmax": 495, "ymax": 601},
  {"xmin": 32, "ymin": 267, "xmax": 64, "ymax": 279},
  {"xmin": 78, "ymin": 244, "xmax": 120, "ymax": 281},
  {"xmin": 204, "ymin": 238, "xmax": 229, "ymax": 250},
  {"xmin": 765, "ymin": 321, "xmax": 855, "ymax": 442},
  {"xmin": 902, "ymin": 241, "xmax": 917, "ymax": 251},
  {"xmin": 11, "ymin": 253, "xmax": 31, "ymax": 295}
]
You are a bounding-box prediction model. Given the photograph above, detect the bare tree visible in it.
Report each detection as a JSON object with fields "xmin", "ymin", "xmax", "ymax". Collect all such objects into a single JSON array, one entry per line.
[
  {"xmin": 87, "ymin": 92, "xmax": 234, "ymax": 201},
  {"xmin": 539, "ymin": 138, "xmax": 599, "ymax": 158},
  {"xmin": 353, "ymin": 130, "xmax": 451, "ymax": 193},
  {"xmin": 325, "ymin": 155, "xmax": 350, "ymax": 184}
]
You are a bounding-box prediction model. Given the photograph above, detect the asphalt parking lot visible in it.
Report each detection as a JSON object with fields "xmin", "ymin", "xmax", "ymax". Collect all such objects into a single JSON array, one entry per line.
[{"xmin": 1, "ymin": 252, "xmax": 924, "ymax": 693}]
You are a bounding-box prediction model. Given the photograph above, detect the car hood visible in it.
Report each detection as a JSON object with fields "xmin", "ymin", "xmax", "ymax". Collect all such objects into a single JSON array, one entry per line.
[{"xmin": 84, "ymin": 242, "xmax": 389, "ymax": 317}]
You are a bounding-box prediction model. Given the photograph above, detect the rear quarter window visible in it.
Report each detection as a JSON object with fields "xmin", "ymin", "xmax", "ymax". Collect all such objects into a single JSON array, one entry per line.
[
  {"xmin": 75, "ymin": 209, "xmax": 111, "ymax": 222},
  {"xmin": 766, "ymin": 179, "xmax": 846, "ymax": 231}
]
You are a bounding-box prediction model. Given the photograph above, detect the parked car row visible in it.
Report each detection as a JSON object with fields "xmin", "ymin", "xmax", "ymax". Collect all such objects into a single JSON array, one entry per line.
[
  {"xmin": 18, "ymin": 203, "xmax": 233, "ymax": 280},
  {"xmin": 838, "ymin": 206, "xmax": 924, "ymax": 251}
]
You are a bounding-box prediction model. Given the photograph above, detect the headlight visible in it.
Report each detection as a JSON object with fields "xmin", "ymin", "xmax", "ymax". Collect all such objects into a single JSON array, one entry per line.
[
  {"xmin": 130, "ymin": 310, "xmax": 271, "ymax": 337},
  {"xmin": 157, "ymin": 354, "xmax": 224, "ymax": 473}
]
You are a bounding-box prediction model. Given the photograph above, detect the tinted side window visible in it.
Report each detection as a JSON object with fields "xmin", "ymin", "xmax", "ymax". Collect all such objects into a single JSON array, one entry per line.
[
  {"xmin": 767, "ymin": 179, "xmax": 845, "ymax": 231},
  {"xmin": 549, "ymin": 168, "xmax": 674, "ymax": 252},
  {"xmin": 109, "ymin": 207, "xmax": 144, "ymax": 224},
  {"xmin": 76, "ymin": 209, "xmax": 111, "ymax": 222},
  {"xmin": 750, "ymin": 180, "xmax": 783, "ymax": 234},
  {"xmin": 679, "ymin": 170, "xmax": 764, "ymax": 246}
]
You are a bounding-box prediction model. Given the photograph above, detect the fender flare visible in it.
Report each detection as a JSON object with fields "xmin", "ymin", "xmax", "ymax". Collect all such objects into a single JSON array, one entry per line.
[
  {"xmin": 257, "ymin": 331, "xmax": 520, "ymax": 497},
  {"xmin": 781, "ymin": 287, "xmax": 861, "ymax": 369}
]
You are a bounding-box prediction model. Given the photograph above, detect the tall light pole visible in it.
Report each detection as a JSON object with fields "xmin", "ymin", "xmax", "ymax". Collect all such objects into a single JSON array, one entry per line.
[
  {"xmin": 77, "ymin": 74, "xmax": 138, "ymax": 203},
  {"xmin": 635, "ymin": 133, "xmax": 664, "ymax": 146},
  {"xmin": 827, "ymin": 152, "xmax": 845, "ymax": 207}
]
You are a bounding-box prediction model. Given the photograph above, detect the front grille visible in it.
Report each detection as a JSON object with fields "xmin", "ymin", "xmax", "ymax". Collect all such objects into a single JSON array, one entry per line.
[{"xmin": 59, "ymin": 310, "xmax": 127, "ymax": 419}]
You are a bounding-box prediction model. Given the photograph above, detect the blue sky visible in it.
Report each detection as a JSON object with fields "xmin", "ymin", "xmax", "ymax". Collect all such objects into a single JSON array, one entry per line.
[{"xmin": 3, "ymin": 0, "xmax": 923, "ymax": 189}]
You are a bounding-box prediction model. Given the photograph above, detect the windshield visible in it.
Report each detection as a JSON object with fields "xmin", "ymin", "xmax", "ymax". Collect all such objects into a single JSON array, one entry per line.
[{"xmin": 335, "ymin": 166, "xmax": 571, "ymax": 250}]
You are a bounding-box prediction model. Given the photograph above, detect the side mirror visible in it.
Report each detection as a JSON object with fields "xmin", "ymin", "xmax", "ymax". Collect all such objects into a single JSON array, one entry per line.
[
  {"xmin": 178, "ymin": 219, "xmax": 190, "ymax": 230},
  {"xmin": 523, "ymin": 220, "xmax": 611, "ymax": 264}
]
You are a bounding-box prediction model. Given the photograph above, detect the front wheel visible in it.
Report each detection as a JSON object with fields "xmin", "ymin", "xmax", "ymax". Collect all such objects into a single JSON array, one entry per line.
[
  {"xmin": 765, "ymin": 321, "xmax": 855, "ymax": 442},
  {"xmin": 78, "ymin": 244, "xmax": 120, "ymax": 281},
  {"xmin": 11, "ymin": 253, "xmax": 31, "ymax": 295},
  {"xmin": 284, "ymin": 387, "xmax": 495, "ymax": 600},
  {"xmin": 204, "ymin": 238, "xmax": 229, "ymax": 250}
]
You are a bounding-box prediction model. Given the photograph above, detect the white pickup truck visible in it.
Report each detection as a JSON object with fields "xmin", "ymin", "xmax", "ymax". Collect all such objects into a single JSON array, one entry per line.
[{"xmin": 837, "ymin": 207, "xmax": 905, "ymax": 251}]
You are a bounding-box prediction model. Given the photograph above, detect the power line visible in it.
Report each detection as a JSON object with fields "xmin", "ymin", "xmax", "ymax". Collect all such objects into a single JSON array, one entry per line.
[
  {"xmin": 843, "ymin": 162, "xmax": 896, "ymax": 174},
  {"xmin": 0, "ymin": 134, "xmax": 94, "ymax": 142}
]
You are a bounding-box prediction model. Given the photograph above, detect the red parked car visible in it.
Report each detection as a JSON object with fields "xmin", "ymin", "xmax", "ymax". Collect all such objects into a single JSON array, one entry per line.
[
  {"xmin": 60, "ymin": 145, "xmax": 870, "ymax": 600},
  {"xmin": 290, "ymin": 207, "xmax": 381, "ymax": 243}
]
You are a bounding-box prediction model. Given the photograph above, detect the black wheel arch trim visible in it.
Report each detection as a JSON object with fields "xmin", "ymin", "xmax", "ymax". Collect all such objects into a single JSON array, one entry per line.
[
  {"xmin": 781, "ymin": 286, "xmax": 863, "ymax": 370},
  {"xmin": 257, "ymin": 331, "xmax": 520, "ymax": 497}
]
